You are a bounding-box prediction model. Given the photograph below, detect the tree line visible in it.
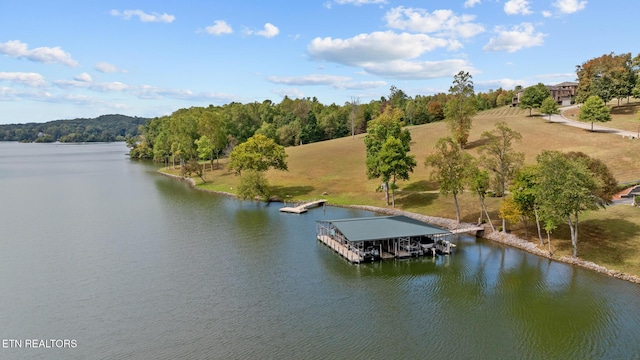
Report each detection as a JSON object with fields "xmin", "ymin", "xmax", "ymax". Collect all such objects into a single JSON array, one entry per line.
[{"xmin": 0, "ymin": 114, "xmax": 148, "ymax": 143}]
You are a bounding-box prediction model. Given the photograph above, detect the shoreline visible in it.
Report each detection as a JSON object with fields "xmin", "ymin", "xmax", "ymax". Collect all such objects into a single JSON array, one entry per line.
[{"xmin": 158, "ymin": 170, "xmax": 640, "ymax": 285}]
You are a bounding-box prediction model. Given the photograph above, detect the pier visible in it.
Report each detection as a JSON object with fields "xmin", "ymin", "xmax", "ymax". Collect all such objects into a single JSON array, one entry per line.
[
  {"xmin": 316, "ymin": 216, "xmax": 455, "ymax": 263},
  {"xmin": 280, "ymin": 199, "xmax": 326, "ymax": 214}
]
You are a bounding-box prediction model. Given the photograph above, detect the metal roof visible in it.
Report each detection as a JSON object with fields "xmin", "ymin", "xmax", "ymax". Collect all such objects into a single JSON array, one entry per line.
[{"xmin": 319, "ymin": 215, "xmax": 450, "ymax": 242}]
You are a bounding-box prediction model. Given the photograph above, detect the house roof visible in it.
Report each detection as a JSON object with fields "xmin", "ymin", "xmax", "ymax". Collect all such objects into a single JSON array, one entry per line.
[{"xmin": 319, "ymin": 215, "xmax": 450, "ymax": 242}]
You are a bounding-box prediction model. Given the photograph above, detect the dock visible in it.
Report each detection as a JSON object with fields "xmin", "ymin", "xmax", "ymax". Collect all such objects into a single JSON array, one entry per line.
[
  {"xmin": 450, "ymin": 225, "xmax": 485, "ymax": 237},
  {"xmin": 317, "ymin": 235, "xmax": 364, "ymax": 263},
  {"xmin": 280, "ymin": 199, "xmax": 326, "ymax": 214}
]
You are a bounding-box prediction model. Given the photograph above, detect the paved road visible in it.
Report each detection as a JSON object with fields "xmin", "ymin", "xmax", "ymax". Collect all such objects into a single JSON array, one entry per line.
[
  {"xmin": 548, "ymin": 105, "xmax": 639, "ymax": 138},
  {"xmin": 547, "ymin": 105, "xmax": 639, "ymax": 205}
]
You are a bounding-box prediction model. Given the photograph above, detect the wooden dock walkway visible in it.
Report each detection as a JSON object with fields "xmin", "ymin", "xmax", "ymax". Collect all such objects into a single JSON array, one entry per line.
[
  {"xmin": 280, "ymin": 199, "xmax": 326, "ymax": 214},
  {"xmin": 450, "ymin": 226, "xmax": 485, "ymax": 235},
  {"xmin": 317, "ymin": 235, "xmax": 364, "ymax": 263}
]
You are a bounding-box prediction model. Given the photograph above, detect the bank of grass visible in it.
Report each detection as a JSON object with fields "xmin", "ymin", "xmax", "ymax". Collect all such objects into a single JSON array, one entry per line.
[{"xmin": 170, "ymin": 104, "xmax": 640, "ymax": 277}]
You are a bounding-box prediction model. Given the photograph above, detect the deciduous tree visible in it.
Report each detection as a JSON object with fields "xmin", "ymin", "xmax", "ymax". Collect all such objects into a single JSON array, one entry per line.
[
  {"xmin": 519, "ymin": 83, "xmax": 551, "ymax": 116},
  {"xmin": 425, "ymin": 137, "xmax": 474, "ymax": 224},
  {"xmin": 228, "ymin": 134, "xmax": 288, "ymax": 174},
  {"xmin": 578, "ymin": 95, "xmax": 611, "ymax": 131},
  {"xmin": 364, "ymin": 106, "xmax": 411, "ymax": 205},
  {"xmin": 445, "ymin": 71, "xmax": 477, "ymax": 148},
  {"xmin": 479, "ymin": 122, "xmax": 524, "ymax": 231},
  {"xmin": 539, "ymin": 96, "xmax": 560, "ymax": 122},
  {"xmin": 376, "ymin": 137, "xmax": 416, "ymax": 208},
  {"xmin": 535, "ymin": 151, "xmax": 602, "ymax": 257}
]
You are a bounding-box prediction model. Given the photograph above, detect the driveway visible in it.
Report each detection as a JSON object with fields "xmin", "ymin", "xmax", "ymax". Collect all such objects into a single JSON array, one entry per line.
[{"xmin": 547, "ymin": 105, "xmax": 639, "ymax": 138}]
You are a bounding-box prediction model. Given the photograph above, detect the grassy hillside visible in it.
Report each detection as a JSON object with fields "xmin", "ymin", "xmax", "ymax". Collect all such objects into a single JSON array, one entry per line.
[{"xmin": 179, "ymin": 104, "xmax": 640, "ymax": 275}]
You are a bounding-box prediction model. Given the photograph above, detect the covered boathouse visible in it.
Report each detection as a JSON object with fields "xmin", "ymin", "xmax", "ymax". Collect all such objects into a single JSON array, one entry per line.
[{"xmin": 316, "ymin": 215, "xmax": 454, "ymax": 263}]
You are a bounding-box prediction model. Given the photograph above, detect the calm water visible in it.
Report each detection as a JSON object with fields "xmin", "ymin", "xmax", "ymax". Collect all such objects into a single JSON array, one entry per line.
[{"xmin": 0, "ymin": 142, "xmax": 639, "ymax": 359}]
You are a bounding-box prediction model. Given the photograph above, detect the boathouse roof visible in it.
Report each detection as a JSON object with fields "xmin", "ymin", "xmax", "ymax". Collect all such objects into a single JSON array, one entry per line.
[{"xmin": 318, "ymin": 215, "xmax": 450, "ymax": 242}]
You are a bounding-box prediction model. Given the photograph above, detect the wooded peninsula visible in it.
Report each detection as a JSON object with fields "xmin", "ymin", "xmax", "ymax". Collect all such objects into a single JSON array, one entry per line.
[{"xmin": 0, "ymin": 114, "xmax": 148, "ymax": 143}]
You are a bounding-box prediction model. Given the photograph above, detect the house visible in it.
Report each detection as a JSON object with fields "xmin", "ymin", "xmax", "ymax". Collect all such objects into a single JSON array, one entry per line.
[{"xmin": 512, "ymin": 82, "xmax": 579, "ymax": 107}]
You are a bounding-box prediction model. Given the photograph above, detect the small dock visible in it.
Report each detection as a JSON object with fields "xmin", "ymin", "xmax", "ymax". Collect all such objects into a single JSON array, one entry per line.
[{"xmin": 280, "ymin": 199, "xmax": 326, "ymax": 214}]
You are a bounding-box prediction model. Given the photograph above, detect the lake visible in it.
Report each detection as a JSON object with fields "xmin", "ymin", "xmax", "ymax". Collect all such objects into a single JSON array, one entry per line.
[{"xmin": 0, "ymin": 142, "xmax": 639, "ymax": 359}]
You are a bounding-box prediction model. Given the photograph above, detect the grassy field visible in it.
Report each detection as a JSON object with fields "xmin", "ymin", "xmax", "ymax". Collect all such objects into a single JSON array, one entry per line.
[{"xmin": 172, "ymin": 104, "xmax": 640, "ymax": 277}]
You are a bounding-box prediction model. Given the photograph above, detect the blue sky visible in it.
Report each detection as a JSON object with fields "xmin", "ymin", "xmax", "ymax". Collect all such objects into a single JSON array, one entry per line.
[{"xmin": 0, "ymin": 0, "xmax": 636, "ymax": 124}]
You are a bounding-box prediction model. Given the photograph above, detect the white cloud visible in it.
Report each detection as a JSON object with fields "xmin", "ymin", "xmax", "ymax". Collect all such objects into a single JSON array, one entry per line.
[
  {"xmin": 464, "ymin": 0, "xmax": 481, "ymax": 8},
  {"xmin": 255, "ymin": 23, "xmax": 280, "ymax": 38},
  {"xmin": 0, "ymin": 72, "xmax": 47, "ymax": 87},
  {"xmin": 0, "ymin": 40, "xmax": 78, "ymax": 67},
  {"xmin": 504, "ymin": 0, "xmax": 532, "ymax": 15},
  {"xmin": 542, "ymin": 10, "xmax": 553, "ymax": 17},
  {"xmin": 267, "ymin": 74, "xmax": 386, "ymax": 90},
  {"xmin": 307, "ymin": 31, "xmax": 473, "ymax": 79},
  {"xmin": 204, "ymin": 20, "xmax": 233, "ymax": 35},
  {"xmin": 309, "ymin": 31, "xmax": 455, "ymax": 65},
  {"xmin": 553, "ymin": 0, "xmax": 587, "ymax": 14},
  {"xmin": 361, "ymin": 59, "xmax": 475, "ymax": 79},
  {"xmin": 385, "ymin": 7, "xmax": 485, "ymax": 38},
  {"xmin": 110, "ymin": 9, "xmax": 175, "ymax": 23},
  {"xmin": 95, "ymin": 62, "xmax": 127, "ymax": 73},
  {"xmin": 267, "ymin": 74, "xmax": 351, "ymax": 86},
  {"xmin": 476, "ymin": 78, "xmax": 526, "ymax": 91},
  {"xmin": 54, "ymin": 79, "xmax": 129, "ymax": 92},
  {"xmin": 74, "ymin": 73, "xmax": 92, "ymax": 82},
  {"xmin": 483, "ymin": 23, "xmax": 545, "ymax": 53}
]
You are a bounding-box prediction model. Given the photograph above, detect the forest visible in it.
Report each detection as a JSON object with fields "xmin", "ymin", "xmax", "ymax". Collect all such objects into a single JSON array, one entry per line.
[
  {"xmin": 128, "ymin": 85, "xmax": 516, "ymax": 162},
  {"xmin": 0, "ymin": 114, "xmax": 149, "ymax": 143}
]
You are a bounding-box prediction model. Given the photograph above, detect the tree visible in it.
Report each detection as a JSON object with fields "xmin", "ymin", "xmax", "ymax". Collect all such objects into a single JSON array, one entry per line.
[
  {"xmin": 539, "ymin": 96, "xmax": 560, "ymax": 122},
  {"xmin": 445, "ymin": 71, "xmax": 477, "ymax": 149},
  {"xmin": 534, "ymin": 151, "xmax": 602, "ymax": 257},
  {"xmin": 519, "ymin": 83, "xmax": 551, "ymax": 116},
  {"xmin": 510, "ymin": 165, "xmax": 542, "ymax": 242},
  {"xmin": 499, "ymin": 196, "xmax": 522, "ymax": 232},
  {"xmin": 228, "ymin": 134, "xmax": 288, "ymax": 174},
  {"xmin": 467, "ymin": 166, "xmax": 495, "ymax": 231},
  {"xmin": 576, "ymin": 52, "xmax": 636, "ymax": 105},
  {"xmin": 376, "ymin": 137, "xmax": 416, "ymax": 208},
  {"xmin": 578, "ymin": 95, "xmax": 611, "ymax": 131},
  {"xmin": 195, "ymin": 135, "xmax": 213, "ymax": 180},
  {"xmin": 565, "ymin": 152, "xmax": 617, "ymax": 207},
  {"xmin": 479, "ymin": 122, "xmax": 524, "ymax": 232},
  {"xmin": 364, "ymin": 106, "xmax": 411, "ymax": 205},
  {"xmin": 237, "ymin": 170, "xmax": 270, "ymax": 201},
  {"xmin": 425, "ymin": 137, "xmax": 474, "ymax": 224}
]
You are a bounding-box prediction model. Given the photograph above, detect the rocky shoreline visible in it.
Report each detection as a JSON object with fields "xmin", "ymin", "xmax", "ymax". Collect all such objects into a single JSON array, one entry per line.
[{"xmin": 159, "ymin": 171, "xmax": 640, "ymax": 285}]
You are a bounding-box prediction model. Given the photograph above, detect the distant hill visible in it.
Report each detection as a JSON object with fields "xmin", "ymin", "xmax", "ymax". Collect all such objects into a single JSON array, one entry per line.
[{"xmin": 0, "ymin": 114, "xmax": 150, "ymax": 143}]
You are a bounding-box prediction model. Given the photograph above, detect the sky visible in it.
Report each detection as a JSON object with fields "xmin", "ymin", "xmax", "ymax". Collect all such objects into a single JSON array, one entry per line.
[{"xmin": 0, "ymin": 0, "xmax": 637, "ymax": 124}]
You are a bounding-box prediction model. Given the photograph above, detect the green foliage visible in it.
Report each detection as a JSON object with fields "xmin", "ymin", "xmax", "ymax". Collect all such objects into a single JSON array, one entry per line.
[
  {"xmin": 0, "ymin": 114, "xmax": 148, "ymax": 143},
  {"xmin": 376, "ymin": 136, "xmax": 417, "ymax": 207},
  {"xmin": 478, "ymin": 121, "xmax": 524, "ymax": 197},
  {"xmin": 578, "ymin": 95, "xmax": 611, "ymax": 131},
  {"xmin": 535, "ymin": 150, "xmax": 603, "ymax": 257},
  {"xmin": 539, "ymin": 96, "xmax": 560, "ymax": 121},
  {"xmin": 445, "ymin": 71, "xmax": 477, "ymax": 148},
  {"xmin": 565, "ymin": 151, "xmax": 617, "ymax": 206},
  {"xmin": 499, "ymin": 196, "xmax": 522, "ymax": 229},
  {"xmin": 425, "ymin": 136, "xmax": 475, "ymax": 223},
  {"xmin": 576, "ymin": 52, "xmax": 636, "ymax": 104},
  {"xmin": 228, "ymin": 134, "xmax": 288, "ymax": 174},
  {"xmin": 237, "ymin": 170, "xmax": 270, "ymax": 201},
  {"xmin": 363, "ymin": 106, "xmax": 412, "ymax": 205},
  {"xmin": 519, "ymin": 83, "xmax": 551, "ymax": 116}
]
